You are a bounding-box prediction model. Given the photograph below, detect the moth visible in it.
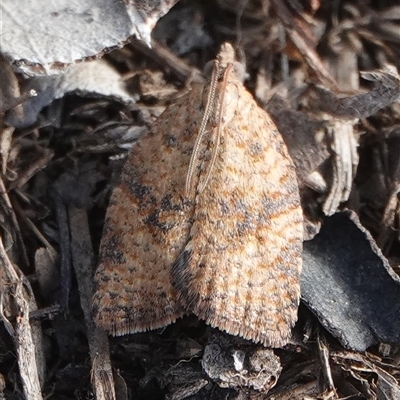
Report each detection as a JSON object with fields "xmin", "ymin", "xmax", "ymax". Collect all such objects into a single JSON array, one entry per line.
[{"xmin": 93, "ymin": 43, "xmax": 303, "ymax": 347}]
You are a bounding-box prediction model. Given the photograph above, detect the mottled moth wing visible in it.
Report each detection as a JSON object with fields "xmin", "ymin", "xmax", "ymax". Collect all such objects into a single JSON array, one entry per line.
[
  {"xmin": 172, "ymin": 47, "xmax": 303, "ymax": 347},
  {"xmin": 93, "ymin": 88, "xmax": 205, "ymax": 335}
]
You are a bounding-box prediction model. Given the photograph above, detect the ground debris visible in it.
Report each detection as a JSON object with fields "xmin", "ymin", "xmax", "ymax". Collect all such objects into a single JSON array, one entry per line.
[
  {"xmin": 202, "ymin": 331, "xmax": 282, "ymax": 392},
  {"xmin": 1, "ymin": 0, "xmax": 400, "ymax": 399}
]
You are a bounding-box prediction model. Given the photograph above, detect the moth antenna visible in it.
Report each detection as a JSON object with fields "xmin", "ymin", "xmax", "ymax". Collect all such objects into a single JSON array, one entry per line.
[
  {"xmin": 185, "ymin": 60, "xmax": 221, "ymax": 196},
  {"xmin": 198, "ymin": 63, "xmax": 233, "ymax": 194}
]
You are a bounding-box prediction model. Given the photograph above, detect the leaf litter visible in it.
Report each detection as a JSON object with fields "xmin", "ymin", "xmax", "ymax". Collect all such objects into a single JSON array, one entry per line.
[
  {"xmin": 0, "ymin": 0, "xmax": 178, "ymax": 75},
  {"xmin": 1, "ymin": 0, "xmax": 400, "ymax": 399}
]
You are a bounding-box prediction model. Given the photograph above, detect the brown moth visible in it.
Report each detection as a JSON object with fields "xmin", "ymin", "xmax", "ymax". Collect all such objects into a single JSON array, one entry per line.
[{"xmin": 93, "ymin": 43, "xmax": 303, "ymax": 347}]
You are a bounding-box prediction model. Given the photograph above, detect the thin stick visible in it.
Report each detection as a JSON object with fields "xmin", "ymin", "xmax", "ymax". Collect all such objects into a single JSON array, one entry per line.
[
  {"xmin": 69, "ymin": 206, "xmax": 116, "ymax": 400},
  {"xmin": 0, "ymin": 238, "xmax": 43, "ymax": 400}
]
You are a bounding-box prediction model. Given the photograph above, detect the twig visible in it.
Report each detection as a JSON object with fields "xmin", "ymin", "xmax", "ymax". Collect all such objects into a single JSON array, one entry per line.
[
  {"xmin": 130, "ymin": 38, "xmax": 204, "ymax": 84},
  {"xmin": 317, "ymin": 333, "xmax": 338, "ymax": 399},
  {"xmin": 0, "ymin": 237, "xmax": 43, "ymax": 400},
  {"xmin": 0, "ymin": 177, "xmax": 29, "ymax": 268},
  {"xmin": 8, "ymin": 149, "xmax": 54, "ymax": 191},
  {"xmin": 54, "ymin": 196, "xmax": 71, "ymax": 311},
  {"xmin": 68, "ymin": 205, "xmax": 116, "ymax": 400}
]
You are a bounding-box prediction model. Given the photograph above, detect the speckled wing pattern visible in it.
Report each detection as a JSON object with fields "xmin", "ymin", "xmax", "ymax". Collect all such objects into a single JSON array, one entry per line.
[
  {"xmin": 171, "ymin": 44, "xmax": 303, "ymax": 347},
  {"xmin": 92, "ymin": 86, "xmax": 206, "ymax": 334},
  {"xmin": 93, "ymin": 43, "xmax": 302, "ymax": 346}
]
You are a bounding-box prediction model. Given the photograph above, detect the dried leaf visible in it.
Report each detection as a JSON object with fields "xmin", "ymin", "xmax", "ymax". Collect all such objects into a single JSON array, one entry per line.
[
  {"xmin": 307, "ymin": 68, "xmax": 400, "ymax": 119},
  {"xmin": 0, "ymin": 0, "xmax": 178, "ymax": 75},
  {"xmin": 7, "ymin": 60, "xmax": 134, "ymax": 129},
  {"xmin": 322, "ymin": 121, "xmax": 358, "ymax": 216}
]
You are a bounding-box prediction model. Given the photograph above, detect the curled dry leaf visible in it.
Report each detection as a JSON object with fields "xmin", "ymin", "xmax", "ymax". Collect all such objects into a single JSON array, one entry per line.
[
  {"xmin": 323, "ymin": 121, "xmax": 359, "ymax": 216},
  {"xmin": 307, "ymin": 68, "xmax": 400, "ymax": 119},
  {"xmin": 7, "ymin": 60, "xmax": 134, "ymax": 129},
  {"xmin": 299, "ymin": 67, "xmax": 400, "ymax": 216},
  {"xmin": 320, "ymin": 44, "xmax": 360, "ymax": 216}
]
